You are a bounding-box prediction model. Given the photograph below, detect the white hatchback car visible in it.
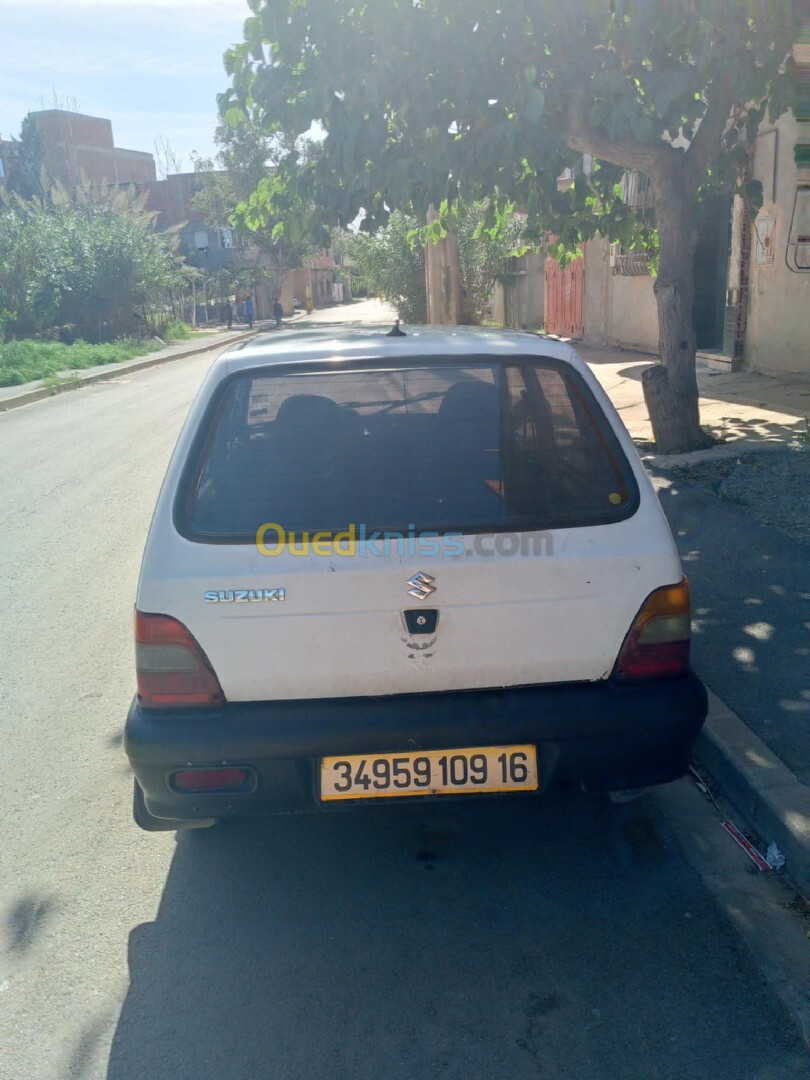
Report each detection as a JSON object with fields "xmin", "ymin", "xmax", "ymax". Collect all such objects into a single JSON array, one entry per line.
[{"xmin": 126, "ymin": 325, "xmax": 707, "ymax": 829}]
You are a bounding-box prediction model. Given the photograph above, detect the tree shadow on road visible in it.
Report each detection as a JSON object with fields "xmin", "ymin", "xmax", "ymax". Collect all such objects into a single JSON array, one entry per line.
[
  {"xmin": 651, "ymin": 468, "xmax": 810, "ymax": 782},
  {"xmin": 4, "ymin": 894, "xmax": 56, "ymax": 954}
]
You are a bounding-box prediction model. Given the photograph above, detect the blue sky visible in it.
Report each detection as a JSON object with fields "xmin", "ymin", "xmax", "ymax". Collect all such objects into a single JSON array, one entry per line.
[{"xmin": 1, "ymin": 0, "xmax": 251, "ymax": 168}]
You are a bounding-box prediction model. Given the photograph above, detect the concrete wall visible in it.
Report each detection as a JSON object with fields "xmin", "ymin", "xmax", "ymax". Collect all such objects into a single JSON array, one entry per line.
[
  {"xmin": 507, "ymin": 251, "xmax": 545, "ymax": 329},
  {"xmin": 34, "ymin": 110, "xmax": 157, "ymax": 187},
  {"xmin": 489, "ymin": 252, "xmax": 544, "ymax": 329},
  {"xmin": 491, "ymin": 281, "xmax": 506, "ymax": 325},
  {"xmin": 112, "ymin": 148, "xmax": 156, "ymax": 184},
  {"xmin": 583, "ymin": 236, "xmax": 658, "ymax": 354},
  {"xmin": 610, "ymin": 274, "xmax": 659, "ymax": 352},
  {"xmin": 744, "ymin": 110, "xmax": 810, "ymax": 375},
  {"xmin": 290, "ymin": 266, "xmax": 335, "ymax": 310},
  {"xmin": 583, "ymin": 237, "xmax": 611, "ymax": 345}
]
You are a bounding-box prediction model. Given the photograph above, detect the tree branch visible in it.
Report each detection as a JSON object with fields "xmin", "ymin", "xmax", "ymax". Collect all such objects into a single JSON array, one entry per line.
[
  {"xmin": 561, "ymin": 90, "xmax": 673, "ymax": 177},
  {"xmin": 683, "ymin": 77, "xmax": 735, "ymax": 186}
]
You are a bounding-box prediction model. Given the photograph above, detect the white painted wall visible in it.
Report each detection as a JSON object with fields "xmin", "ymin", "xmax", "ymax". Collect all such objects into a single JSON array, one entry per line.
[
  {"xmin": 744, "ymin": 110, "xmax": 810, "ymax": 375},
  {"xmin": 583, "ymin": 237, "xmax": 658, "ymax": 354},
  {"xmin": 610, "ymin": 275, "xmax": 659, "ymax": 352}
]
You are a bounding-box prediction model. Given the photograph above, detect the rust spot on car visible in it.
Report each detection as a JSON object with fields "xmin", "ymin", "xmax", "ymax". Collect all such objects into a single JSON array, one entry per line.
[{"xmin": 406, "ymin": 639, "xmax": 436, "ymax": 652}]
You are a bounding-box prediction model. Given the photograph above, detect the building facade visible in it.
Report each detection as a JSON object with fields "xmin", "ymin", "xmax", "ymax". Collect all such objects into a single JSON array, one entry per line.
[
  {"xmin": 1, "ymin": 109, "xmax": 341, "ymax": 321},
  {"xmin": 1, "ymin": 109, "xmax": 156, "ymax": 188},
  {"xmin": 545, "ymin": 94, "xmax": 810, "ymax": 378}
]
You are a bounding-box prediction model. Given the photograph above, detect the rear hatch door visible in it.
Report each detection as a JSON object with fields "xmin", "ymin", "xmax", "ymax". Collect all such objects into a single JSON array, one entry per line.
[{"xmin": 139, "ymin": 354, "xmax": 680, "ymax": 700}]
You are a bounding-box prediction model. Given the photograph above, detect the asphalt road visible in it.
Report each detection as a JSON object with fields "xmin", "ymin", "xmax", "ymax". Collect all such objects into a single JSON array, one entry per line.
[
  {"xmin": 653, "ymin": 471, "xmax": 810, "ymax": 784},
  {"xmin": 0, "ymin": 335, "xmax": 807, "ymax": 1079}
]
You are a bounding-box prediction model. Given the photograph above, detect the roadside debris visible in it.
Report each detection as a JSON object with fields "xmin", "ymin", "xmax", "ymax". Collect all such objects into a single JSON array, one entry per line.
[
  {"xmin": 689, "ymin": 764, "xmax": 779, "ymax": 875},
  {"xmin": 720, "ymin": 820, "xmax": 772, "ymax": 872},
  {"xmin": 766, "ymin": 842, "xmax": 787, "ymax": 871}
]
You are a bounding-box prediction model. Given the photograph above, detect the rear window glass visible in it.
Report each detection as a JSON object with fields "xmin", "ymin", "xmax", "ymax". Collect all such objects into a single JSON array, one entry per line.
[{"xmin": 181, "ymin": 359, "xmax": 638, "ymax": 539}]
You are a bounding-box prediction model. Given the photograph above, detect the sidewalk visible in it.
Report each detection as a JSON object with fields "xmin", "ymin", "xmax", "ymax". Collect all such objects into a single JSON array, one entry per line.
[
  {"xmin": 581, "ymin": 343, "xmax": 810, "ymax": 895},
  {"xmin": 578, "ymin": 343, "xmax": 809, "ymax": 456}
]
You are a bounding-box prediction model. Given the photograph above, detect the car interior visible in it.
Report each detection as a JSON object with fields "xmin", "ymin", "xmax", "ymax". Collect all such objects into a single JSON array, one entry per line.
[{"xmin": 188, "ymin": 362, "xmax": 633, "ymax": 537}]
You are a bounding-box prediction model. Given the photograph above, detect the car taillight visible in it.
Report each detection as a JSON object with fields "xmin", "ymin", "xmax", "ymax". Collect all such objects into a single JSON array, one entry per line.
[
  {"xmin": 172, "ymin": 767, "xmax": 251, "ymax": 792},
  {"xmin": 613, "ymin": 578, "xmax": 691, "ymax": 680},
  {"xmin": 135, "ymin": 611, "xmax": 225, "ymax": 708}
]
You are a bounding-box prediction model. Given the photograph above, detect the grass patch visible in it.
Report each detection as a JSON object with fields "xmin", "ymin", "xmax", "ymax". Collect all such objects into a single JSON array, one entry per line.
[
  {"xmin": 0, "ymin": 336, "xmax": 165, "ymax": 387},
  {"xmin": 163, "ymin": 320, "xmax": 193, "ymax": 341}
]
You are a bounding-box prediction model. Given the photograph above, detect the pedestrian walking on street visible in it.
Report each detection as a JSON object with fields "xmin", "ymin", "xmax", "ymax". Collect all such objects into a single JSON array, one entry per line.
[
  {"xmin": 246, "ymin": 296, "xmax": 254, "ymax": 329},
  {"xmin": 272, "ymin": 297, "xmax": 283, "ymax": 329}
]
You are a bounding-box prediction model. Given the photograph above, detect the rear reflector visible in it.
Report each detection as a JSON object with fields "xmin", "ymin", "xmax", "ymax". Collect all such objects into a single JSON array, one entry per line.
[
  {"xmin": 135, "ymin": 611, "xmax": 225, "ymax": 708},
  {"xmin": 614, "ymin": 578, "xmax": 691, "ymax": 679},
  {"xmin": 172, "ymin": 767, "xmax": 250, "ymax": 792}
]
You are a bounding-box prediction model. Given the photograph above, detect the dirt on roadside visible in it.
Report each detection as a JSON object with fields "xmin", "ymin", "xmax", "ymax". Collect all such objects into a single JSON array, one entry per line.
[{"xmin": 667, "ymin": 447, "xmax": 810, "ymax": 545}]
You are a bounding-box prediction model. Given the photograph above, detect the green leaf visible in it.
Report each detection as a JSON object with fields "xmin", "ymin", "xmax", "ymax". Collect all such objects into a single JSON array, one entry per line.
[
  {"xmin": 524, "ymin": 88, "xmax": 545, "ymax": 124},
  {"xmin": 224, "ymin": 106, "xmax": 246, "ymax": 129}
]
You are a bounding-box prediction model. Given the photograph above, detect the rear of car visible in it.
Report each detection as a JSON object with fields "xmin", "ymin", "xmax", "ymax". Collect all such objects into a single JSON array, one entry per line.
[{"xmin": 125, "ymin": 328, "xmax": 706, "ymax": 828}]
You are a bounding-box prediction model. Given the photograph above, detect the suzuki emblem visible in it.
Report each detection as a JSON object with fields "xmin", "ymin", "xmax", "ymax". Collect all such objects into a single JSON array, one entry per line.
[{"xmin": 406, "ymin": 572, "xmax": 436, "ymax": 601}]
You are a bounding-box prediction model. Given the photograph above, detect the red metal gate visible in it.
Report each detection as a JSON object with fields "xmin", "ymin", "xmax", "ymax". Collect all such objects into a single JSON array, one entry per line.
[{"xmin": 544, "ymin": 256, "xmax": 584, "ymax": 337}]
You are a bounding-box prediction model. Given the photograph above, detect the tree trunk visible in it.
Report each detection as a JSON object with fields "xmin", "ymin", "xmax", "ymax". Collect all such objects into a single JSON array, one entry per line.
[{"xmin": 644, "ymin": 168, "xmax": 712, "ymax": 453}]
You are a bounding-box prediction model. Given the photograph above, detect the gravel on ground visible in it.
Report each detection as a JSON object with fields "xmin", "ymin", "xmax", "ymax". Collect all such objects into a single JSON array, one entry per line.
[{"xmin": 666, "ymin": 446, "xmax": 810, "ymax": 545}]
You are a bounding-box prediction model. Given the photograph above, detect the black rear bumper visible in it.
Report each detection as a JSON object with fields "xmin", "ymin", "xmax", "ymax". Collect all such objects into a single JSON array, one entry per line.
[{"xmin": 125, "ymin": 673, "xmax": 707, "ymax": 823}]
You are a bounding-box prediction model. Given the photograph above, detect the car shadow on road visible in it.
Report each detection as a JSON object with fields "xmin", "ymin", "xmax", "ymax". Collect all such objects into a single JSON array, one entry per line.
[{"xmin": 106, "ymin": 793, "xmax": 803, "ymax": 1080}]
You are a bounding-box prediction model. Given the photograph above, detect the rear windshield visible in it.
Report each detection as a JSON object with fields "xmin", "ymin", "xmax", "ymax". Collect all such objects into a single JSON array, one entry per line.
[{"xmin": 180, "ymin": 358, "xmax": 638, "ymax": 539}]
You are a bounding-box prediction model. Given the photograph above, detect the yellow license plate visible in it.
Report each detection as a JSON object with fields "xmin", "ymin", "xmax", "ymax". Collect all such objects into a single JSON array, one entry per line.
[{"xmin": 320, "ymin": 744, "xmax": 538, "ymax": 801}]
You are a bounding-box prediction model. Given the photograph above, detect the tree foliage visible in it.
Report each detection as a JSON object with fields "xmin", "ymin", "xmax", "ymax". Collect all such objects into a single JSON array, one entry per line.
[
  {"xmin": 191, "ymin": 117, "xmax": 318, "ymax": 292},
  {"xmin": 454, "ymin": 202, "xmax": 527, "ymax": 324},
  {"xmin": 1, "ymin": 114, "xmax": 48, "ymax": 200},
  {"xmin": 221, "ymin": 0, "xmax": 795, "ymax": 451},
  {"xmin": 222, "ymin": 0, "xmax": 792, "ymax": 236}
]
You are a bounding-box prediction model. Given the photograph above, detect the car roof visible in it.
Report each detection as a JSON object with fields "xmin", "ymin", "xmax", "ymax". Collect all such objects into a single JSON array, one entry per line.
[{"xmin": 218, "ymin": 324, "xmax": 581, "ymax": 376}]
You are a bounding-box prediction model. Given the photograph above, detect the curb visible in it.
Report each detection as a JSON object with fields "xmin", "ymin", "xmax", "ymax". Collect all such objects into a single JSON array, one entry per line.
[
  {"xmin": 642, "ymin": 440, "xmax": 794, "ymax": 470},
  {"xmin": 694, "ymin": 689, "xmax": 810, "ymax": 897},
  {"xmin": 0, "ymin": 330, "xmax": 257, "ymax": 414}
]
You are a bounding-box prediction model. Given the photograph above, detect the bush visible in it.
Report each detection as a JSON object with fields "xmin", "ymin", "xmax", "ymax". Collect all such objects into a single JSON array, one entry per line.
[
  {"xmin": 0, "ymin": 183, "xmax": 185, "ymax": 342},
  {"xmin": 337, "ymin": 202, "xmax": 527, "ymax": 325},
  {"xmin": 338, "ymin": 212, "xmax": 427, "ymax": 323},
  {"xmin": 162, "ymin": 320, "xmax": 193, "ymax": 341}
]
